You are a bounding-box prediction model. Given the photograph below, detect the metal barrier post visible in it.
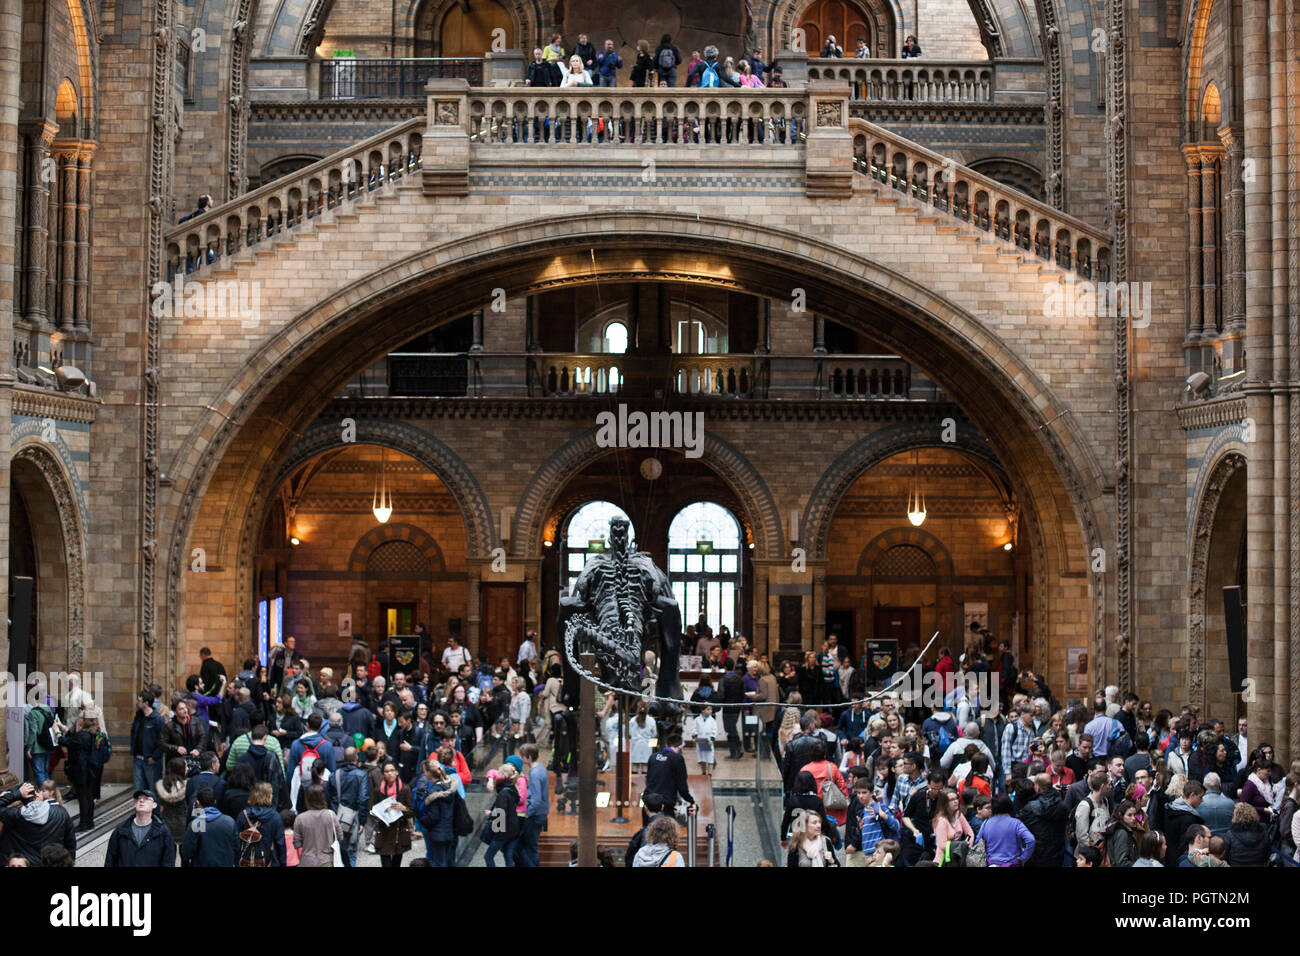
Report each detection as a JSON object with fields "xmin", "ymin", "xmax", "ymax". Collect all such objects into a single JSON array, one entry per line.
[{"xmin": 685, "ymin": 802, "xmax": 698, "ymax": 868}]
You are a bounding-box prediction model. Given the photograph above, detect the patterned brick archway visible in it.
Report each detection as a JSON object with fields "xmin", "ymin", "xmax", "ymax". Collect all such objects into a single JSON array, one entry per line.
[
  {"xmin": 857, "ymin": 526, "xmax": 954, "ymax": 575},
  {"xmin": 347, "ymin": 522, "xmax": 447, "ymax": 573}
]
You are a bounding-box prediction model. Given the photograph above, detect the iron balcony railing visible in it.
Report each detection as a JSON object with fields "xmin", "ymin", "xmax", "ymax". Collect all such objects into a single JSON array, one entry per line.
[{"xmin": 320, "ymin": 57, "xmax": 484, "ymax": 100}]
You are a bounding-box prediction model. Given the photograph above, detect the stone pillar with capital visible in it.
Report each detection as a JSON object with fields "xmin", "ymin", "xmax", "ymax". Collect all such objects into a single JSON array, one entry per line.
[{"xmin": 422, "ymin": 78, "xmax": 470, "ymax": 197}]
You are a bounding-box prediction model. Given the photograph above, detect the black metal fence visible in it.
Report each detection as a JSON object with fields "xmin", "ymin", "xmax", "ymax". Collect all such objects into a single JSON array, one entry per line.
[{"xmin": 319, "ymin": 58, "xmax": 484, "ymax": 99}]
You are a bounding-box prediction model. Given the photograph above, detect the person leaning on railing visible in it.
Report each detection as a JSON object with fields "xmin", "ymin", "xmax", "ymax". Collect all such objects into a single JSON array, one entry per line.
[
  {"xmin": 820, "ymin": 35, "xmax": 844, "ymax": 58},
  {"xmin": 524, "ymin": 47, "xmax": 560, "ymax": 87}
]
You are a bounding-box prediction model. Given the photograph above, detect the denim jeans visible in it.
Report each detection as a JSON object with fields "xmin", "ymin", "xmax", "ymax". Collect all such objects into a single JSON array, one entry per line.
[
  {"xmin": 427, "ymin": 840, "xmax": 455, "ymax": 866},
  {"xmin": 341, "ymin": 817, "xmax": 362, "ymax": 867},
  {"xmin": 659, "ymin": 68, "xmax": 676, "ymax": 88},
  {"xmin": 484, "ymin": 836, "xmax": 518, "ymax": 867},
  {"xmin": 28, "ymin": 751, "xmax": 50, "ymax": 784},
  {"xmin": 598, "ymin": 74, "xmax": 616, "ymax": 87},
  {"xmin": 133, "ymin": 756, "xmax": 161, "ymax": 793},
  {"xmin": 515, "ymin": 816, "xmax": 546, "ymax": 867}
]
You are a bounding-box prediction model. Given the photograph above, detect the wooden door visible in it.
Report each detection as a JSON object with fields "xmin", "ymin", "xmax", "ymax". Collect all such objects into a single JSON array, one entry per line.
[
  {"xmin": 799, "ymin": 0, "xmax": 872, "ymax": 56},
  {"xmin": 440, "ymin": 0, "xmax": 512, "ymax": 58},
  {"xmin": 480, "ymin": 583, "xmax": 523, "ymax": 666},
  {"xmin": 873, "ymin": 606, "xmax": 920, "ymax": 659}
]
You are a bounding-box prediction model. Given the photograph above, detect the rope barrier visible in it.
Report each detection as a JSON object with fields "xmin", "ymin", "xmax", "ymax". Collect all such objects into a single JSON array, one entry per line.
[{"xmin": 563, "ymin": 628, "xmax": 940, "ymax": 711}]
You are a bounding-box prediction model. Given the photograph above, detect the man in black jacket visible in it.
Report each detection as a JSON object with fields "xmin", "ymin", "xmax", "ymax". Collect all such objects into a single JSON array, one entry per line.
[
  {"xmin": 780, "ymin": 711, "xmax": 822, "ymax": 793},
  {"xmin": 1162, "ymin": 780, "xmax": 1206, "ymax": 865},
  {"xmin": 1019, "ymin": 773, "xmax": 1068, "ymax": 866},
  {"xmin": 180, "ymin": 787, "xmax": 237, "ymax": 867},
  {"xmin": 0, "ymin": 782, "xmax": 78, "ymax": 864},
  {"xmin": 902, "ymin": 772, "xmax": 946, "ymax": 862},
  {"xmin": 719, "ymin": 659, "xmax": 746, "ymax": 759},
  {"xmin": 185, "ymin": 750, "xmax": 227, "ymax": 816},
  {"xmin": 645, "ymin": 734, "xmax": 694, "ymax": 812},
  {"xmin": 105, "ymin": 790, "xmax": 175, "ymax": 867}
]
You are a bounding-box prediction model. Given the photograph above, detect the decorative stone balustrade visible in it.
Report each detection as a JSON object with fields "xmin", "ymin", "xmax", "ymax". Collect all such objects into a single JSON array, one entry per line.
[
  {"xmin": 672, "ymin": 356, "xmax": 760, "ymax": 397},
  {"xmin": 850, "ymin": 117, "xmax": 1111, "ymax": 279},
  {"xmin": 165, "ymin": 119, "xmax": 425, "ymax": 276},
  {"xmin": 807, "ymin": 59, "xmax": 994, "ymax": 102},
  {"xmin": 823, "ymin": 356, "xmax": 911, "ymax": 398},
  {"xmin": 464, "ymin": 87, "xmax": 809, "ymax": 146}
]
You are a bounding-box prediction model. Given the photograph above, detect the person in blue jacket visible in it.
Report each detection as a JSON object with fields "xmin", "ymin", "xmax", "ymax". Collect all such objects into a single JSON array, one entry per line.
[
  {"xmin": 181, "ymin": 786, "xmax": 238, "ymax": 866},
  {"xmin": 594, "ymin": 39, "xmax": 622, "ymax": 87}
]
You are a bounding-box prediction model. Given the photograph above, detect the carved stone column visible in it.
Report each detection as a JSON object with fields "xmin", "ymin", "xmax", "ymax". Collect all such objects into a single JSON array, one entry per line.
[
  {"xmin": 58, "ymin": 148, "xmax": 77, "ymax": 332},
  {"xmin": 74, "ymin": 145, "xmax": 93, "ymax": 336},
  {"xmin": 19, "ymin": 122, "xmax": 56, "ymax": 330},
  {"xmin": 1218, "ymin": 126, "xmax": 1246, "ymax": 370},
  {"xmin": 1182, "ymin": 144, "xmax": 1203, "ymax": 346},
  {"xmin": 1198, "ymin": 142, "xmax": 1224, "ymax": 340}
]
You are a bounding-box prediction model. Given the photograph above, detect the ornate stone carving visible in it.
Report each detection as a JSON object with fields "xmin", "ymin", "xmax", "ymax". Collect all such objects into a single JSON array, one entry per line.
[
  {"xmin": 815, "ymin": 100, "xmax": 843, "ymax": 128},
  {"xmin": 435, "ymin": 100, "xmax": 460, "ymax": 126}
]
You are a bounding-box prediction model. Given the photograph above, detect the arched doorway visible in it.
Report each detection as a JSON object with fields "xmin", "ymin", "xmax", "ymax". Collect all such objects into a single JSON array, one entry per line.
[
  {"xmin": 799, "ymin": 0, "xmax": 883, "ymax": 57},
  {"xmin": 8, "ymin": 447, "xmax": 86, "ymax": 675},
  {"xmin": 254, "ymin": 443, "xmax": 470, "ymax": 669},
  {"xmin": 1189, "ymin": 453, "xmax": 1247, "ymax": 720},
  {"xmin": 415, "ymin": 0, "xmax": 513, "ymax": 58}
]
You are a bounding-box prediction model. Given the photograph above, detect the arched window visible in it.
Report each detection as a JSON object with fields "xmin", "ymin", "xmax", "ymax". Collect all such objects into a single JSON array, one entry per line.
[
  {"xmin": 604, "ymin": 321, "xmax": 628, "ymax": 355},
  {"xmin": 563, "ymin": 501, "xmax": 635, "ymax": 595},
  {"xmin": 668, "ymin": 502, "xmax": 742, "ymax": 636}
]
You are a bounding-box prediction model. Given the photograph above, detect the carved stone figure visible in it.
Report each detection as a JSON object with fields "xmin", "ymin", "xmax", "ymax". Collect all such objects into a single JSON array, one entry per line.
[{"xmin": 556, "ymin": 516, "xmax": 682, "ymax": 710}]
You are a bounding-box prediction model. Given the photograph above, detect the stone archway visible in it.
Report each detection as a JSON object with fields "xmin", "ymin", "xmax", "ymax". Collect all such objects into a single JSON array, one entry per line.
[
  {"xmin": 160, "ymin": 214, "xmax": 1110, "ymax": 690},
  {"xmin": 1188, "ymin": 450, "xmax": 1247, "ymax": 716},
  {"xmin": 10, "ymin": 442, "xmax": 87, "ymax": 673}
]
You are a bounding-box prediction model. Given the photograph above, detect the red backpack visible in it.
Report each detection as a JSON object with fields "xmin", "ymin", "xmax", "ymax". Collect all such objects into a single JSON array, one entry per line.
[{"xmin": 368, "ymin": 655, "xmax": 382, "ymax": 680}]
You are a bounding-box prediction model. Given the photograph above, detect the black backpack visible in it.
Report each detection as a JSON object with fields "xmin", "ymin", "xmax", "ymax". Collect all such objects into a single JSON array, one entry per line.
[
  {"xmin": 35, "ymin": 707, "xmax": 58, "ymax": 750},
  {"xmin": 452, "ymin": 792, "xmax": 474, "ymax": 837}
]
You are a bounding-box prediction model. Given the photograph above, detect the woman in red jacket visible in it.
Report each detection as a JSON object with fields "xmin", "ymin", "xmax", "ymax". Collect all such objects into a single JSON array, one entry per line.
[{"xmin": 801, "ymin": 740, "xmax": 850, "ymax": 828}]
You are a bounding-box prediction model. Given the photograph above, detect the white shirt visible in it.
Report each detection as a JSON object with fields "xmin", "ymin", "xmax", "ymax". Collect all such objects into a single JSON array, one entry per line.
[
  {"xmin": 441, "ymin": 645, "xmax": 471, "ymax": 670},
  {"xmin": 517, "ymin": 640, "xmax": 538, "ymax": 665}
]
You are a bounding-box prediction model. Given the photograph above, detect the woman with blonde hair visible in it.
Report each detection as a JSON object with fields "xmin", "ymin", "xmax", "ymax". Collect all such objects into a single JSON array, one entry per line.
[
  {"xmin": 777, "ymin": 706, "xmax": 801, "ymax": 758},
  {"xmin": 786, "ymin": 808, "xmax": 840, "ymax": 867}
]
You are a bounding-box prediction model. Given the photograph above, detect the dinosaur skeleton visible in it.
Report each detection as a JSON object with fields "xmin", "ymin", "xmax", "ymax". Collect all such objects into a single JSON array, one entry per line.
[{"xmin": 557, "ymin": 517, "xmax": 682, "ymax": 702}]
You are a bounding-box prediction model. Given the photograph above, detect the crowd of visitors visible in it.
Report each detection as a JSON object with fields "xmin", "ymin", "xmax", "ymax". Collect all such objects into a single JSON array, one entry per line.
[
  {"xmin": 760, "ymin": 627, "xmax": 1299, "ymax": 867},
  {"xmin": 4, "ymin": 618, "xmax": 1296, "ymax": 870}
]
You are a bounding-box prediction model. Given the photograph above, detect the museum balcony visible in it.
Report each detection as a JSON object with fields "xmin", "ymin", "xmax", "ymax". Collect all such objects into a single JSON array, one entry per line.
[{"xmin": 337, "ymin": 350, "xmax": 945, "ymax": 404}]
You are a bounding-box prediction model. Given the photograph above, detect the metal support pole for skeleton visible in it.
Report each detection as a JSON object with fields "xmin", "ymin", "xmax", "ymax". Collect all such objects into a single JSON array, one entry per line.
[
  {"xmin": 613, "ymin": 693, "xmax": 631, "ymax": 823},
  {"xmin": 578, "ymin": 652, "xmax": 597, "ymax": 867}
]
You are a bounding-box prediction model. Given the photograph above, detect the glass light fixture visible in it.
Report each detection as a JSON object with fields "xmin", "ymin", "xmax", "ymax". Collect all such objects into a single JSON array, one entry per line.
[
  {"xmin": 906, "ymin": 448, "xmax": 927, "ymax": 527},
  {"xmin": 372, "ymin": 447, "xmax": 393, "ymax": 523}
]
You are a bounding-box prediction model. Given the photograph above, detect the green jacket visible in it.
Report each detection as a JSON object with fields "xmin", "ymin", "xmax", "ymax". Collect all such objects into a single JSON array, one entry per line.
[{"xmin": 25, "ymin": 705, "xmax": 54, "ymax": 755}]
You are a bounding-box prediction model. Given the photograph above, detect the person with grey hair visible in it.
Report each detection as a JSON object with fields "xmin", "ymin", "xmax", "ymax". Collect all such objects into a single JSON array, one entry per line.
[
  {"xmin": 1197, "ymin": 771, "xmax": 1236, "ymax": 836},
  {"xmin": 939, "ymin": 722, "xmax": 994, "ymax": 769}
]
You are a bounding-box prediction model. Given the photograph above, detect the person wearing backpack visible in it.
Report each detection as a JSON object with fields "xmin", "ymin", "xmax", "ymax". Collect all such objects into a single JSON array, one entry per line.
[
  {"xmin": 286, "ymin": 713, "xmax": 337, "ymax": 806},
  {"xmin": 24, "ymin": 697, "xmax": 61, "ymax": 784},
  {"xmin": 653, "ymin": 34, "xmax": 681, "ymax": 87},
  {"xmin": 236, "ymin": 781, "xmax": 286, "ymax": 867},
  {"xmin": 236, "ymin": 725, "xmax": 289, "ymax": 811},
  {"xmin": 59, "ymin": 714, "xmax": 111, "ymax": 831},
  {"xmin": 181, "ymin": 786, "xmax": 238, "ymax": 867},
  {"xmin": 1073, "ymin": 770, "xmax": 1112, "ymax": 850},
  {"xmin": 333, "ymin": 746, "xmax": 370, "ymax": 867},
  {"xmin": 412, "ymin": 759, "xmax": 458, "ymax": 866},
  {"xmin": 921, "ymin": 704, "xmax": 957, "ymax": 757}
]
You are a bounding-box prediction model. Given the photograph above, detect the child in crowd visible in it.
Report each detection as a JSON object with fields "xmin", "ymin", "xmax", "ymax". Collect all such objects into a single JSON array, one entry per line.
[{"xmin": 692, "ymin": 704, "xmax": 717, "ymax": 776}]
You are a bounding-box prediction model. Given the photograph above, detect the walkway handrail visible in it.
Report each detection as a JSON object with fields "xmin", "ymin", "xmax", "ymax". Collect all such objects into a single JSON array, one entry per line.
[
  {"xmin": 807, "ymin": 58, "xmax": 994, "ymax": 102},
  {"xmin": 165, "ymin": 117, "xmax": 425, "ymax": 276},
  {"xmin": 849, "ymin": 117, "xmax": 1111, "ymax": 279}
]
